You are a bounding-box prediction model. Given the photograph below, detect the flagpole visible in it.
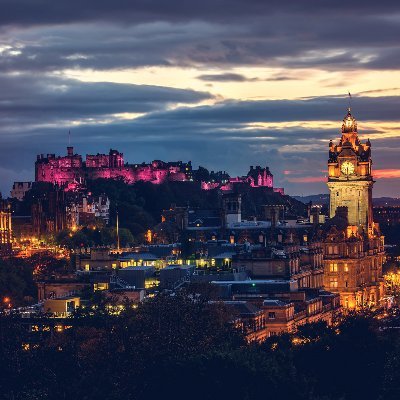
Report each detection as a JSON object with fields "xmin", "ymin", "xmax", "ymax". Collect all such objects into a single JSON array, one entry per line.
[{"xmin": 116, "ymin": 209, "xmax": 120, "ymax": 252}]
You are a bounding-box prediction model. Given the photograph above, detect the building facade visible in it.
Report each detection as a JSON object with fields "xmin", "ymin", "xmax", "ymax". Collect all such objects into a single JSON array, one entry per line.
[
  {"xmin": 327, "ymin": 109, "xmax": 373, "ymax": 230},
  {"xmin": 10, "ymin": 182, "xmax": 33, "ymax": 201},
  {"xmin": 35, "ymin": 147, "xmax": 192, "ymax": 188},
  {"xmin": 0, "ymin": 201, "xmax": 12, "ymax": 256},
  {"xmin": 323, "ymin": 109, "xmax": 385, "ymax": 309}
]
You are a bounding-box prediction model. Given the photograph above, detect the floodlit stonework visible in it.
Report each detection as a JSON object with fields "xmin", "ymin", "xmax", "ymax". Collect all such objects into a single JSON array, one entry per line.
[
  {"xmin": 35, "ymin": 147, "xmax": 193, "ymax": 189},
  {"xmin": 323, "ymin": 109, "xmax": 385, "ymax": 309}
]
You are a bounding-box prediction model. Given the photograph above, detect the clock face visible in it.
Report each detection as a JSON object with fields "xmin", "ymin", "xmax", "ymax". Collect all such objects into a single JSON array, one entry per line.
[{"xmin": 341, "ymin": 161, "xmax": 355, "ymax": 175}]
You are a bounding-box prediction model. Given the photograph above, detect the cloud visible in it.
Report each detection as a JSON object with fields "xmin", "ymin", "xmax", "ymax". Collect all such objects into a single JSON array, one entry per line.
[
  {"xmin": 0, "ymin": 73, "xmax": 212, "ymax": 132},
  {"xmin": 286, "ymin": 176, "xmax": 326, "ymax": 183},
  {"xmin": 197, "ymin": 73, "xmax": 259, "ymax": 82},
  {"xmin": 374, "ymin": 169, "xmax": 400, "ymax": 179},
  {"xmin": 1, "ymin": 1, "xmax": 400, "ymax": 28},
  {"xmin": 1, "ymin": 87, "xmax": 400, "ymax": 182},
  {"xmin": 133, "ymin": 94, "xmax": 400, "ymax": 125},
  {"xmin": 1, "ymin": 2, "xmax": 400, "ymax": 196},
  {"xmin": 1, "ymin": 91, "xmax": 400, "ymax": 196},
  {"xmin": 265, "ymin": 75, "xmax": 298, "ymax": 81},
  {"xmin": 1, "ymin": 3, "xmax": 400, "ymax": 73}
]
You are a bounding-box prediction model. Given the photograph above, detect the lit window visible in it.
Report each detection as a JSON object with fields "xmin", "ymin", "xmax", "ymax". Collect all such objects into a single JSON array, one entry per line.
[
  {"xmin": 330, "ymin": 263, "xmax": 338, "ymax": 272},
  {"xmin": 330, "ymin": 278, "xmax": 338, "ymax": 288},
  {"xmin": 344, "ymin": 264, "xmax": 349, "ymax": 272}
]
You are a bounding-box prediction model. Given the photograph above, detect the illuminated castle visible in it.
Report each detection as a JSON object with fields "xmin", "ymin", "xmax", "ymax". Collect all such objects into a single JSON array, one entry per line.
[
  {"xmin": 201, "ymin": 165, "xmax": 283, "ymax": 193},
  {"xmin": 35, "ymin": 147, "xmax": 193, "ymax": 189}
]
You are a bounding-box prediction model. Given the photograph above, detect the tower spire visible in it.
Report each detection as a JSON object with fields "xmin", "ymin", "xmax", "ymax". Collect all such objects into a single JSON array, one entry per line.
[{"xmin": 347, "ymin": 91, "xmax": 352, "ymax": 111}]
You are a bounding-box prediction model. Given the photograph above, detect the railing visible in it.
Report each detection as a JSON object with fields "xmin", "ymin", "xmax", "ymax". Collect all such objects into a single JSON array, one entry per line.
[
  {"xmin": 293, "ymin": 310, "xmax": 307, "ymax": 322},
  {"xmin": 46, "ymin": 290, "xmax": 79, "ymax": 300},
  {"xmin": 110, "ymin": 275, "xmax": 135, "ymax": 289},
  {"xmin": 323, "ymin": 304, "xmax": 332, "ymax": 312}
]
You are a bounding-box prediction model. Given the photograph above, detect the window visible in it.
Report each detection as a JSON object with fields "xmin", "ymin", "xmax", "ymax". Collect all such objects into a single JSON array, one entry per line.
[
  {"xmin": 330, "ymin": 278, "xmax": 338, "ymax": 288},
  {"xmin": 94, "ymin": 283, "xmax": 109, "ymax": 291},
  {"xmin": 344, "ymin": 264, "xmax": 349, "ymax": 272},
  {"xmin": 268, "ymin": 312, "xmax": 276, "ymax": 320},
  {"xmin": 330, "ymin": 263, "xmax": 338, "ymax": 272}
]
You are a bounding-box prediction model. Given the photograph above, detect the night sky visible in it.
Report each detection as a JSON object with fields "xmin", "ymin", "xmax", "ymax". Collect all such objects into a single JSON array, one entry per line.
[{"xmin": 1, "ymin": 0, "xmax": 400, "ymax": 196}]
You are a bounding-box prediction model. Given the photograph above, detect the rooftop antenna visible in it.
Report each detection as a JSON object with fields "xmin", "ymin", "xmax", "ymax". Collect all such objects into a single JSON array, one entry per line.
[
  {"xmin": 116, "ymin": 208, "xmax": 120, "ymax": 252},
  {"xmin": 68, "ymin": 130, "xmax": 71, "ymax": 145}
]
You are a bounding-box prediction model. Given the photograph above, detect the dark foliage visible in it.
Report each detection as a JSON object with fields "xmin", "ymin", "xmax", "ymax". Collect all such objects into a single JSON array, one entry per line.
[
  {"xmin": 0, "ymin": 253, "xmax": 67, "ymax": 306},
  {"xmin": 1, "ymin": 294, "xmax": 400, "ymax": 400}
]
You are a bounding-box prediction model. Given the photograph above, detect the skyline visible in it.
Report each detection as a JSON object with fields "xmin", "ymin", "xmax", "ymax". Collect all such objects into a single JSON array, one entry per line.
[{"xmin": 1, "ymin": 1, "xmax": 400, "ymax": 196}]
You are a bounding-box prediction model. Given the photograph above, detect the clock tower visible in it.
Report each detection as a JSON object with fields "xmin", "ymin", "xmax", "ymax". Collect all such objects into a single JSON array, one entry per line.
[{"xmin": 327, "ymin": 108, "xmax": 373, "ymax": 231}]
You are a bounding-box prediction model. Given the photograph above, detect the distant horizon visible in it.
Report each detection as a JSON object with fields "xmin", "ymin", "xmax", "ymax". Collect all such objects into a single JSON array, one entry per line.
[{"xmin": 1, "ymin": 144, "xmax": 398, "ymax": 199}]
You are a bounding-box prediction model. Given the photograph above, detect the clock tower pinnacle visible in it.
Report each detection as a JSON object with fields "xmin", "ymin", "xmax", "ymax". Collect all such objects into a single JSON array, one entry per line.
[{"xmin": 327, "ymin": 108, "xmax": 373, "ymax": 231}]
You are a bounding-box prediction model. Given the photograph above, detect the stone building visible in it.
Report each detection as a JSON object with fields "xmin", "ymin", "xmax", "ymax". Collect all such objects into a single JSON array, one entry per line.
[
  {"xmin": 323, "ymin": 108, "xmax": 385, "ymax": 309},
  {"xmin": 322, "ymin": 218, "xmax": 385, "ymax": 309},
  {"xmin": 35, "ymin": 147, "xmax": 192, "ymax": 188},
  {"xmin": 10, "ymin": 182, "xmax": 33, "ymax": 201},
  {"xmin": 0, "ymin": 200, "xmax": 12, "ymax": 256},
  {"xmin": 327, "ymin": 108, "xmax": 373, "ymax": 230},
  {"xmin": 232, "ymin": 238, "xmax": 324, "ymax": 290}
]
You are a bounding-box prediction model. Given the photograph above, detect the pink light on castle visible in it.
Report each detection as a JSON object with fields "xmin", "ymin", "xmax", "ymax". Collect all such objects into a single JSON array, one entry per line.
[
  {"xmin": 35, "ymin": 147, "xmax": 283, "ymax": 194},
  {"xmin": 35, "ymin": 147, "xmax": 193, "ymax": 188}
]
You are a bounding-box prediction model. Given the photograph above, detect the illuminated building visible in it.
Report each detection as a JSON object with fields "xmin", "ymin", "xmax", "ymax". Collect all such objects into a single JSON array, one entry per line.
[
  {"xmin": 223, "ymin": 301, "xmax": 268, "ymax": 343},
  {"xmin": 0, "ymin": 201, "xmax": 12, "ymax": 256},
  {"xmin": 323, "ymin": 108, "xmax": 385, "ymax": 309},
  {"xmin": 232, "ymin": 234, "xmax": 324, "ymax": 290},
  {"xmin": 66, "ymin": 194, "xmax": 110, "ymax": 229},
  {"xmin": 212, "ymin": 281, "xmax": 341, "ymax": 338},
  {"xmin": 201, "ymin": 164, "xmax": 284, "ymax": 193},
  {"xmin": 43, "ymin": 296, "xmax": 80, "ymax": 317},
  {"xmin": 261, "ymin": 292, "xmax": 340, "ymax": 337},
  {"xmin": 327, "ymin": 108, "xmax": 373, "ymax": 229},
  {"xmin": 373, "ymin": 206, "xmax": 400, "ymax": 226},
  {"xmin": 35, "ymin": 147, "xmax": 192, "ymax": 188}
]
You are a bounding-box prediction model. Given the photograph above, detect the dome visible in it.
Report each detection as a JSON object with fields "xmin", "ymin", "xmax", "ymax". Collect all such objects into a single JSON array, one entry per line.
[{"xmin": 342, "ymin": 108, "xmax": 357, "ymax": 133}]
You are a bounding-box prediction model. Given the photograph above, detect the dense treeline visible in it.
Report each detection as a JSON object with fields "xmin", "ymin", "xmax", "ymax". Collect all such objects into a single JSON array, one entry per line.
[
  {"xmin": 12, "ymin": 179, "xmax": 306, "ymax": 244},
  {"xmin": 86, "ymin": 179, "xmax": 221, "ymax": 234},
  {"xmin": 1, "ymin": 292, "xmax": 400, "ymax": 400},
  {"xmin": 86, "ymin": 179, "xmax": 306, "ymax": 240},
  {"xmin": 0, "ymin": 254, "xmax": 69, "ymax": 306}
]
